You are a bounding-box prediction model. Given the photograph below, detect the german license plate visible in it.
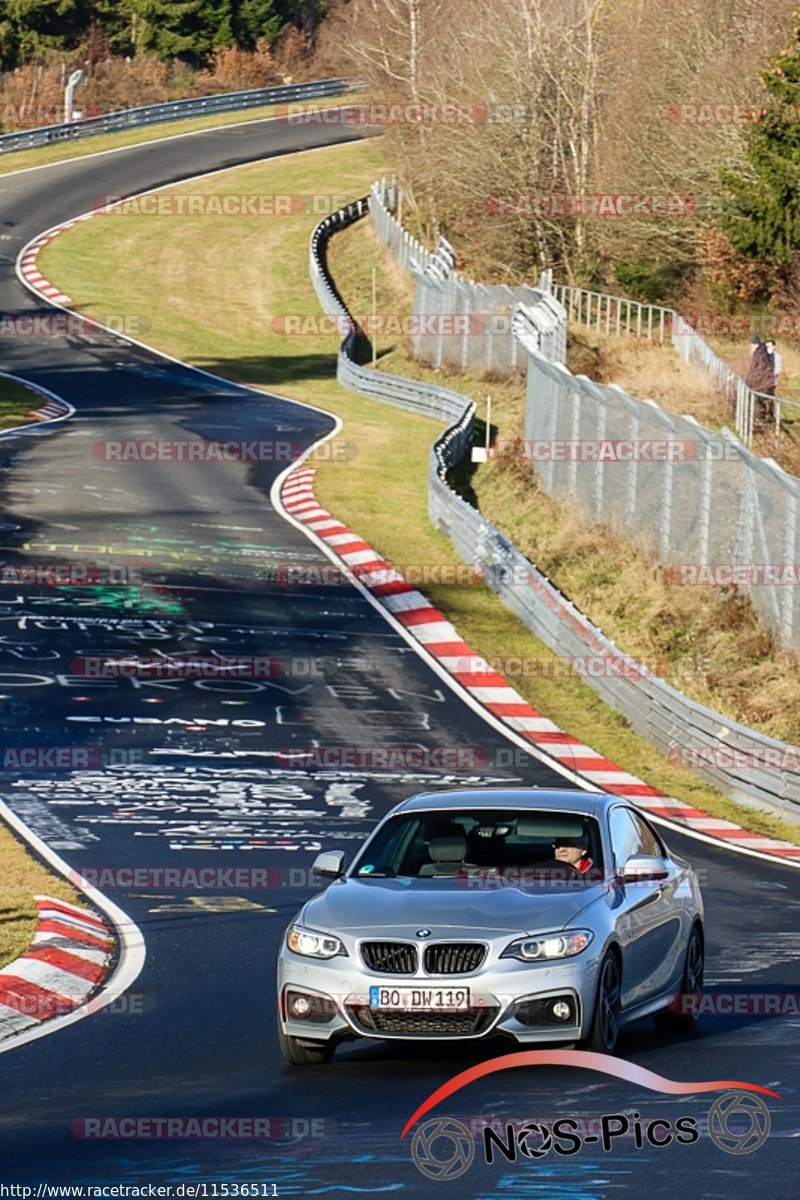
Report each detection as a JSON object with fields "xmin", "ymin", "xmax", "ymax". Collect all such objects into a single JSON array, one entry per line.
[{"xmin": 369, "ymin": 985, "xmax": 470, "ymax": 1011}]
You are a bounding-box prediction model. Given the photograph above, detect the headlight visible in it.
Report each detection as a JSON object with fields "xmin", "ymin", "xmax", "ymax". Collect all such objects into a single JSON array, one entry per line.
[
  {"xmin": 501, "ymin": 929, "xmax": 593, "ymax": 962},
  {"xmin": 286, "ymin": 924, "xmax": 347, "ymax": 960}
]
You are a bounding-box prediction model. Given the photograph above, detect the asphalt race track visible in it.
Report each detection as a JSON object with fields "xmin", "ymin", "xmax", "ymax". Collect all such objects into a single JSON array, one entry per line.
[{"xmin": 0, "ymin": 114, "xmax": 798, "ymax": 1198}]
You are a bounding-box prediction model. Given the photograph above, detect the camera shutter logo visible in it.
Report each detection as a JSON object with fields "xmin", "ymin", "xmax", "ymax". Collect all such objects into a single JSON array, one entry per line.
[
  {"xmin": 411, "ymin": 1117, "xmax": 474, "ymax": 1180},
  {"xmin": 518, "ymin": 1121, "xmax": 554, "ymax": 1158},
  {"xmin": 708, "ymin": 1091, "xmax": 771, "ymax": 1155}
]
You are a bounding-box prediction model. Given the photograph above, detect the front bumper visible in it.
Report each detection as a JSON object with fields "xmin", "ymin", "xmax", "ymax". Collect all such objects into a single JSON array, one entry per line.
[{"xmin": 277, "ymin": 948, "xmax": 600, "ymax": 1044}]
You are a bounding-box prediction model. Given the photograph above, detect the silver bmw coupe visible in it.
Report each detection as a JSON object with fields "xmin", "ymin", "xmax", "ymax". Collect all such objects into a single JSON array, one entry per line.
[{"xmin": 277, "ymin": 788, "xmax": 704, "ymax": 1064}]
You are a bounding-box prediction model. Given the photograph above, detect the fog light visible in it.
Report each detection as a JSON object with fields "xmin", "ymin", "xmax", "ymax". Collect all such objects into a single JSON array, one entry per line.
[
  {"xmin": 551, "ymin": 1000, "xmax": 571, "ymax": 1021},
  {"xmin": 291, "ymin": 995, "xmax": 311, "ymax": 1017}
]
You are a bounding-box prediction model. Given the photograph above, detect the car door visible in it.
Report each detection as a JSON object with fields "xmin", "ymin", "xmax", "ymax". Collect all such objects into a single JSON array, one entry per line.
[{"xmin": 608, "ymin": 806, "xmax": 685, "ymax": 1008}]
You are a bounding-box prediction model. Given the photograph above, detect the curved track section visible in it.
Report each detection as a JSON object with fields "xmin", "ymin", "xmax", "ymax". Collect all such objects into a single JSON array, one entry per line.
[{"xmin": 0, "ymin": 116, "xmax": 796, "ymax": 1197}]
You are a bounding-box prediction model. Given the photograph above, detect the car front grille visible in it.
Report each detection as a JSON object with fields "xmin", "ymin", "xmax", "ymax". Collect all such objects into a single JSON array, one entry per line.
[
  {"xmin": 423, "ymin": 942, "xmax": 487, "ymax": 975},
  {"xmin": 346, "ymin": 1003, "xmax": 499, "ymax": 1037},
  {"xmin": 360, "ymin": 940, "xmax": 417, "ymax": 974}
]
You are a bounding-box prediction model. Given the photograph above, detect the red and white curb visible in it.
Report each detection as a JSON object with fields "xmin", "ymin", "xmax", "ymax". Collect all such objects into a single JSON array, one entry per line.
[
  {"xmin": 0, "ymin": 896, "xmax": 114, "ymax": 1040},
  {"xmin": 25, "ymin": 397, "xmax": 72, "ymax": 422},
  {"xmin": 18, "ymin": 213, "xmax": 99, "ymax": 306},
  {"xmin": 0, "ymin": 371, "xmax": 74, "ymax": 436},
  {"xmin": 281, "ymin": 466, "xmax": 800, "ymax": 865}
]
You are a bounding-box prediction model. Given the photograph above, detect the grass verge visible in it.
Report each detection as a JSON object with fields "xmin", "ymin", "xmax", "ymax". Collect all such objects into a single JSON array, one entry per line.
[
  {"xmin": 0, "ymin": 374, "xmax": 48, "ymax": 430},
  {"xmin": 36, "ymin": 136, "xmax": 800, "ymax": 846},
  {"xmin": 0, "ymin": 823, "xmax": 83, "ymax": 968}
]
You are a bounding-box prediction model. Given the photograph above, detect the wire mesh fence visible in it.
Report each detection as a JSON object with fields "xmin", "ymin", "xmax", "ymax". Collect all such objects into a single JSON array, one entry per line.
[
  {"xmin": 553, "ymin": 283, "xmax": 800, "ymax": 448},
  {"xmin": 369, "ymin": 177, "xmax": 566, "ymax": 371},
  {"xmin": 514, "ymin": 306, "xmax": 800, "ymax": 652}
]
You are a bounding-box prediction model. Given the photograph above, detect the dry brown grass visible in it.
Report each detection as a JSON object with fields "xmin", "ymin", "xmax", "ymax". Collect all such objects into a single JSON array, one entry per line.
[
  {"xmin": 572, "ymin": 325, "xmax": 800, "ymax": 476},
  {"xmin": 567, "ymin": 328, "xmax": 730, "ymax": 429}
]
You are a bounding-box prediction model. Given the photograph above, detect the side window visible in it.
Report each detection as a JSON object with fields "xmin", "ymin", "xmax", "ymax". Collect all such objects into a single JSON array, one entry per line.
[
  {"xmin": 609, "ymin": 807, "xmax": 648, "ymax": 868},
  {"xmin": 629, "ymin": 812, "xmax": 665, "ymax": 858}
]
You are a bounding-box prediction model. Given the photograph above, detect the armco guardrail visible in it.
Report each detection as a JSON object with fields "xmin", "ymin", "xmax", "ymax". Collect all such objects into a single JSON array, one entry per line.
[
  {"xmin": 553, "ymin": 282, "xmax": 799, "ymax": 449},
  {"xmin": 370, "ymin": 177, "xmax": 567, "ymax": 371},
  {"xmin": 308, "ymin": 197, "xmax": 800, "ymax": 820},
  {"xmin": 0, "ymin": 78, "xmax": 352, "ymax": 155},
  {"xmin": 310, "ymin": 197, "xmax": 476, "ymax": 432}
]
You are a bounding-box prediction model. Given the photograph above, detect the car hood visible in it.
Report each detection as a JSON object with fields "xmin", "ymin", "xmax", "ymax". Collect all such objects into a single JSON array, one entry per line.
[{"xmin": 301, "ymin": 877, "xmax": 604, "ymax": 936}]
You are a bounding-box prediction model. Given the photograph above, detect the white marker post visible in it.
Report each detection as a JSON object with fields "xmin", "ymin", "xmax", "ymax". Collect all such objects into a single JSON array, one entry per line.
[
  {"xmin": 371, "ymin": 266, "xmax": 378, "ymax": 367},
  {"xmin": 472, "ymin": 395, "xmax": 492, "ymax": 462},
  {"xmin": 64, "ymin": 69, "xmax": 84, "ymax": 125}
]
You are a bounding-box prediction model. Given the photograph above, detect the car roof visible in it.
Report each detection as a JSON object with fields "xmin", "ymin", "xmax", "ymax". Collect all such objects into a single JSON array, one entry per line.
[{"xmin": 394, "ymin": 787, "xmax": 614, "ymax": 819}]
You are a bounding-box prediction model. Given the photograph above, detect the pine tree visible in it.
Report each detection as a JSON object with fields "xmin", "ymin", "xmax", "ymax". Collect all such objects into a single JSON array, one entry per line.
[
  {"xmin": 233, "ymin": 0, "xmax": 294, "ymax": 50},
  {"xmin": 717, "ymin": 9, "xmax": 800, "ymax": 267},
  {"xmin": 3, "ymin": 0, "xmax": 97, "ymax": 64},
  {"xmin": 122, "ymin": 0, "xmax": 233, "ymax": 63}
]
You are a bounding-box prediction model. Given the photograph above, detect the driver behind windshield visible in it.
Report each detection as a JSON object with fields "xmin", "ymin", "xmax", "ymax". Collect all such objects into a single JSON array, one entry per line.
[{"xmin": 553, "ymin": 834, "xmax": 593, "ymax": 874}]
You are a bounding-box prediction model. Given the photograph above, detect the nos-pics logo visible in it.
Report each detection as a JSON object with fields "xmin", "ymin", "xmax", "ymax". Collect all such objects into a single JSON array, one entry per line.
[{"xmin": 411, "ymin": 1092, "xmax": 772, "ymax": 1180}]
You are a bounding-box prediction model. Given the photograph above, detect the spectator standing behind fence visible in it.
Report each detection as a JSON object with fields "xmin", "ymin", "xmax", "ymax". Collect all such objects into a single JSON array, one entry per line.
[
  {"xmin": 766, "ymin": 338, "xmax": 782, "ymax": 393},
  {"xmin": 745, "ymin": 335, "xmax": 775, "ymax": 428}
]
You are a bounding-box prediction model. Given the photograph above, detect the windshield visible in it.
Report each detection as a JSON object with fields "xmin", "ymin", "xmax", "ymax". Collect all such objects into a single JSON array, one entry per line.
[{"xmin": 349, "ymin": 808, "xmax": 603, "ymax": 887}]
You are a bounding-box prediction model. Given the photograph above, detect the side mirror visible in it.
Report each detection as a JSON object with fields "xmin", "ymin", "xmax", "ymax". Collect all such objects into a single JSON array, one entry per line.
[
  {"xmin": 619, "ymin": 854, "xmax": 668, "ymax": 885},
  {"xmin": 312, "ymin": 850, "xmax": 346, "ymax": 879}
]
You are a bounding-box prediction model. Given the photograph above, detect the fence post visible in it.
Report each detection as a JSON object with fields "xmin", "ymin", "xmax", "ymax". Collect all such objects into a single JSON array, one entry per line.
[
  {"xmin": 697, "ymin": 424, "xmax": 713, "ymax": 566},
  {"xmin": 434, "ymin": 274, "xmax": 445, "ymax": 368},
  {"xmin": 569, "ymin": 385, "xmax": 582, "ymax": 496},
  {"xmin": 626, "ymin": 411, "xmax": 640, "ymax": 526},
  {"xmin": 784, "ymin": 478, "xmax": 798, "ymax": 642},
  {"xmin": 736, "ymin": 462, "xmax": 756, "ymax": 571},
  {"xmin": 460, "ymin": 281, "xmax": 470, "ymax": 372}
]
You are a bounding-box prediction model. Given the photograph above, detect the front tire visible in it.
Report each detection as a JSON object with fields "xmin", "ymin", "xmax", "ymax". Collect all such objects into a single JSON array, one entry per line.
[
  {"xmin": 278, "ymin": 1025, "xmax": 335, "ymax": 1066},
  {"xmin": 582, "ymin": 950, "xmax": 622, "ymax": 1054},
  {"xmin": 655, "ymin": 924, "xmax": 704, "ymax": 1034}
]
